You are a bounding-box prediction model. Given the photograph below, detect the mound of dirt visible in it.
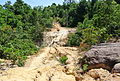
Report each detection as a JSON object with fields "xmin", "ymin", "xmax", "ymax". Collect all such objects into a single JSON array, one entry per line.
[
  {"xmin": 0, "ymin": 47, "xmax": 80, "ymax": 81},
  {"xmin": 82, "ymin": 68, "xmax": 120, "ymax": 81}
]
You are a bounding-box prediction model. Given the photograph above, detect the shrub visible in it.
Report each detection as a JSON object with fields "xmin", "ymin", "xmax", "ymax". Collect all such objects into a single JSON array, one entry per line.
[
  {"xmin": 82, "ymin": 64, "xmax": 88, "ymax": 71},
  {"xmin": 67, "ymin": 19, "xmax": 110, "ymax": 47},
  {"xmin": 0, "ymin": 26, "xmax": 38, "ymax": 66},
  {"xmin": 0, "ymin": 38, "xmax": 38, "ymax": 66},
  {"xmin": 59, "ymin": 56, "xmax": 68, "ymax": 65},
  {"xmin": 67, "ymin": 33, "xmax": 80, "ymax": 46}
]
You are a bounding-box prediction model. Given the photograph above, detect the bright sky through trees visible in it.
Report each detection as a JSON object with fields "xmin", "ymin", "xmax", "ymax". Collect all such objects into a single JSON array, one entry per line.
[{"xmin": 0, "ymin": 0, "xmax": 64, "ymax": 7}]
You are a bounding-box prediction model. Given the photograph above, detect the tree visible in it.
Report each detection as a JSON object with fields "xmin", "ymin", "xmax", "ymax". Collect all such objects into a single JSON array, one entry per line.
[
  {"xmin": 64, "ymin": 0, "xmax": 76, "ymax": 4},
  {"xmin": 115, "ymin": 0, "xmax": 120, "ymax": 4},
  {"xmin": 3, "ymin": 1, "xmax": 14, "ymax": 11}
]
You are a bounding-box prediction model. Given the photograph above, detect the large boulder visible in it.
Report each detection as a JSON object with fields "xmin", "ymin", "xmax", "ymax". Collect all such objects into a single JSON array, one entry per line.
[{"xmin": 81, "ymin": 43, "xmax": 120, "ymax": 71}]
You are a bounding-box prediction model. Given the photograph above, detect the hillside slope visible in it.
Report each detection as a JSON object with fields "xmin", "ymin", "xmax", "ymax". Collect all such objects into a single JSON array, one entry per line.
[
  {"xmin": 0, "ymin": 24, "xmax": 80, "ymax": 81},
  {"xmin": 0, "ymin": 24, "xmax": 120, "ymax": 81}
]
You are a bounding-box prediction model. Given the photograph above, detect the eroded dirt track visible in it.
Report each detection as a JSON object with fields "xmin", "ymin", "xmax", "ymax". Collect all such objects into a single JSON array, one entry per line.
[
  {"xmin": 0, "ymin": 24, "xmax": 79, "ymax": 81},
  {"xmin": 0, "ymin": 47, "xmax": 80, "ymax": 81},
  {"xmin": 1, "ymin": 23, "xmax": 120, "ymax": 81}
]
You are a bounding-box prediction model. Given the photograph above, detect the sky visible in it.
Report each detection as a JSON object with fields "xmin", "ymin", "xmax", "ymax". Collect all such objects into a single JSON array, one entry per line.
[{"xmin": 0, "ymin": 0, "xmax": 64, "ymax": 7}]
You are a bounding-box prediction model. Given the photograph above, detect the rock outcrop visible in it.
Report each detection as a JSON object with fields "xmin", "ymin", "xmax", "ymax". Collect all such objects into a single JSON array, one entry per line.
[{"xmin": 81, "ymin": 43, "xmax": 120, "ymax": 71}]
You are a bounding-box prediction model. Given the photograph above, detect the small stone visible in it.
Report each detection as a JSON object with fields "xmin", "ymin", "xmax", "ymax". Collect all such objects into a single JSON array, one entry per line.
[
  {"xmin": 112, "ymin": 63, "xmax": 120, "ymax": 73},
  {"xmin": 0, "ymin": 63, "xmax": 5, "ymax": 66},
  {"xmin": 87, "ymin": 68, "xmax": 110, "ymax": 80}
]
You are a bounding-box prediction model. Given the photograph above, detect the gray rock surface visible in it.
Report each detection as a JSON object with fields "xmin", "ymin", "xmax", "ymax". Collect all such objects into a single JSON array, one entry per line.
[
  {"xmin": 112, "ymin": 63, "xmax": 120, "ymax": 73},
  {"xmin": 81, "ymin": 43, "xmax": 120, "ymax": 71}
]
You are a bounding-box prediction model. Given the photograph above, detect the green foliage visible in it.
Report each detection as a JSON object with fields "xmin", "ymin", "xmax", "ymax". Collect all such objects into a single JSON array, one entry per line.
[
  {"xmin": 67, "ymin": 0, "xmax": 120, "ymax": 47},
  {"xmin": 67, "ymin": 33, "xmax": 80, "ymax": 46},
  {"xmin": 91, "ymin": 0, "xmax": 120, "ymax": 35},
  {"xmin": 0, "ymin": 0, "xmax": 43, "ymax": 66},
  {"xmin": 115, "ymin": 29, "xmax": 120, "ymax": 37},
  {"xmin": 82, "ymin": 64, "xmax": 88, "ymax": 71},
  {"xmin": 0, "ymin": 25, "xmax": 38, "ymax": 66},
  {"xmin": 67, "ymin": 17, "xmax": 111, "ymax": 47},
  {"xmin": 115, "ymin": 0, "xmax": 120, "ymax": 4},
  {"xmin": 78, "ymin": 24, "xmax": 101, "ymax": 45},
  {"xmin": 64, "ymin": 0, "xmax": 76, "ymax": 4},
  {"xmin": 1, "ymin": 0, "xmax": 120, "ymax": 66},
  {"xmin": 59, "ymin": 56, "xmax": 68, "ymax": 65}
]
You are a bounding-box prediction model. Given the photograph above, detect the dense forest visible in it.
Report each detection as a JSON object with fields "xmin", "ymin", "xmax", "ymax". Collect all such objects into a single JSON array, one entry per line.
[{"xmin": 0, "ymin": 0, "xmax": 120, "ymax": 66}]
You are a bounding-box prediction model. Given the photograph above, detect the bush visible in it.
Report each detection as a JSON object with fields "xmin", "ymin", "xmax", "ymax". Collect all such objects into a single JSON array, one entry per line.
[
  {"xmin": 0, "ymin": 26, "xmax": 38, "ymax": 66},
  {"xmin": 67, "ymin": 33, "xmax": 80, "ymax": 46},
  {"xmin": 31, "ymin": 25, "xmax": 44, "ymax": 46},
  {"xmin": 59, "ymin": 56, "xmax": 68, "ymax": 65},
  {"xmin": 0, "ymin": 38, "xmax": 38, "ymax": 66},
  {"xmin": 67, "ymin": 19, "xmax": 110, "ymax": 47},
  {"xmin": 82, "ymin": 64, "xmax": 88, "ymax": 71}
]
